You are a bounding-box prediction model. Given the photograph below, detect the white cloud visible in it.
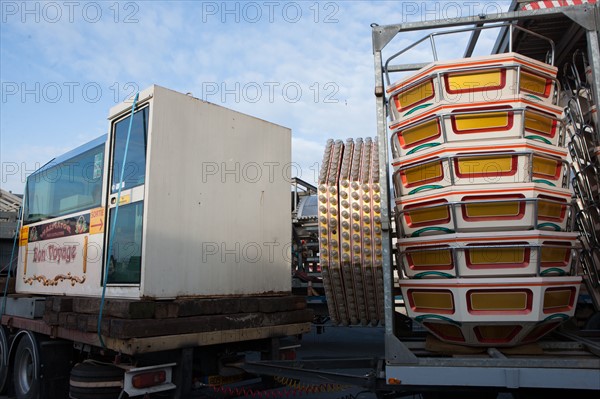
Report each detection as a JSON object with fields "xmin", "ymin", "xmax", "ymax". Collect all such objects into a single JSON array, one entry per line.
[{"xmin": 1, "ymin": 0, "xmax": 513, "ymax": 193}]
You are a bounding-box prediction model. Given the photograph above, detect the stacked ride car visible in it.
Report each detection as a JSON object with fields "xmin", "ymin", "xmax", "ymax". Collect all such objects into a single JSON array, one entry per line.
[{"xmin": 389, "ymin": 53, "xmax": 581, "ymax": 346}]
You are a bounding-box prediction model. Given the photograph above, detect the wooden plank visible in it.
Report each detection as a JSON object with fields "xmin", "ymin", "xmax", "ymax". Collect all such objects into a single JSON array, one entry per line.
[
  {"xmin": 172, "ymin": 295, "xmax": 305, "ymax": 317},
  {"xmin": 72, "ymin": 297, "xmax": 99, "ymax": 313},
  {"xmin": 107, "ymin": 300, "xmax": 155, "ymax": 319},
  {"xmin": 258, "ymin": 296, "xmax": 306, "ymax": 313},
  {"xmin": 66, "ymin": 313, "xmax": 78, "ymax": 330},
  {"xmin": 117, "ymin": 323, "xmax": 312, "ymax": 355},
  {"xmin": 45, "ymin": 297, "xmax": 54, "ymax": 312},
  {"xmin": 77, "ymin": 313, "xmax": 99, "ymax": 333},
  {"xmin": 1, "ymin": 315, "xmax": 312, "ymax": 357},
  {"xmin": 42, "ymin": 311, "xmax": 59, "ymax": 326},
  {"xmin": 107, "ymin": 309, "xmax": 314, "ymax": 339},
  {"xmin": 239, "ymin": 298, "xmax": 259, "ymax": 313},
  {"xmin": 52, "ymin": 297, "xmax": 73, "ymax": 312},
  {"xmin": 175, "ymin": 298, "xmax": 241, "ymax": 317},
  {"xmin": 154, "ymin": 302, "xmax": 178, "ymax": 319},
  {"xmin": 264, "ymin": 309, "xmax": 313, "ymax": 325},
  {"xmin": 72, "ymin": 298, "xmax": 155, "ymax": 319},
  {"xmin": 109, "ymin": 314, "xmax": 238, "ymax": 339},
  {"xmin": 58, "ymin": 312, "xmax": 71, "ymax": 327},
  {"xmin": 58, "ymin": 312, "xmax": 97, "ymax": 333},
  {"xmin": 70, "ymin": 295, "xmax": 304, "ymax": 319}
]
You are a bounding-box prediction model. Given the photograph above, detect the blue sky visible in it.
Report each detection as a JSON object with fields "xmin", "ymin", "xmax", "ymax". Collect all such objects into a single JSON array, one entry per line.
[{"xmin": 1, "ymin": 0, "xmax": 512, "ymax": 193}]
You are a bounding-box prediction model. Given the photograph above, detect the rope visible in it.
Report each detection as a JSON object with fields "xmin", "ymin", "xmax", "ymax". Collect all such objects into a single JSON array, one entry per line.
[{"xmin": 97, "ymin": 93, "xmax": 139, "ymax": 348}]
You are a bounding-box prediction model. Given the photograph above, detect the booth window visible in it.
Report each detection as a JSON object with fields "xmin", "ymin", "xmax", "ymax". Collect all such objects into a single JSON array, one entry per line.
[
  {"xmin": 111, "ymin": 107, "xmax": 149, "ymax": 193},
  {"xmin": 24, "ymin": 140, "xmax": 105, "ymax": 224}
]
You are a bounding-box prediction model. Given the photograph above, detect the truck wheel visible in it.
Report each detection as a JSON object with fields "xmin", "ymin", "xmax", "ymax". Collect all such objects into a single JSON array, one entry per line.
[
  {"xmin": 12, "ymin": 333, "xmax": 40, "ymax": 399},
  {"xmin": 70, "ymin": 362, "xmax": 125, "ymax": 399},
  {"xmin": 0, "ymin": 326, "xmax": 9, "ymax": 393}
]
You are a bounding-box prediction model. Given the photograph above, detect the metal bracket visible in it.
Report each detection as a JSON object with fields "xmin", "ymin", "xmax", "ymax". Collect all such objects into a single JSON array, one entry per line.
[
  {"xmin": 385, "ymin": 333, "xmax": 418, "ymax": 365},
  {"xmin": 243, "ymin": 358, "xmax": 379, "ymax": 389},
  {"xmin": 372, "ymin": 5, "xmax": 598, "ymax": 53},
  {"xmin": 562, "ymin": 6, "xmax": 598, "ymax": 31},
  {"xmin": 504, "ymin": 368, "xmax": 521, "ymax": 389},
  {"xmin": 372, "ymin": 24, "xmax": 398, "ymax": 54}
]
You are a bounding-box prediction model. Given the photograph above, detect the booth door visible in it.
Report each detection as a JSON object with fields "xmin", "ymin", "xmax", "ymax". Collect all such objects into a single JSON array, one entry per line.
[{"xmin": 105, "ymin": 106, "xmax": 149, "ymax": 285}]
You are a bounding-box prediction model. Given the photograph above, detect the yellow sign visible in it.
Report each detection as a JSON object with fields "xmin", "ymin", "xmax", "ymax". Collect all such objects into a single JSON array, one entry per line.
[
  {"xmin": 119, "ymin": 194, "xmax": 131, "ymax": 205},
  {"xmin": 19, "ymin": 226, "xmax": 29, "ymax": 246},
  {"xmin": 90, "ymin": 207, "xmax": 105, "ymax": 235}
]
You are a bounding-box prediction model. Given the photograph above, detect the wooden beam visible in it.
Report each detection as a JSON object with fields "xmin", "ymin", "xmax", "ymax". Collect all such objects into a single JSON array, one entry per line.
[
  {"xmin": 114, "ymin": 323, "xmax": 312, "ymax": 355},
  {"xmin": 2, "ymin": 314, "xmax": 312, "ymax": 356}
]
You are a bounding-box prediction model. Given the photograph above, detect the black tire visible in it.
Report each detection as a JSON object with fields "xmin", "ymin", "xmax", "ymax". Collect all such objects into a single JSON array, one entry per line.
[
  {"xmin": 69, "ymin": 362, "xmax": 124, "ymax": 399},
  {"xmin": 12, "ymin": 334, "xmax": 40, "ymax": 399},
  {"xmin": 0, "ymin": 326, "xmax": 9, "ymax": 393}
]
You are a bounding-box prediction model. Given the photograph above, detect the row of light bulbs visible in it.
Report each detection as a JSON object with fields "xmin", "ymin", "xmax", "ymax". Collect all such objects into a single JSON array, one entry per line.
[{"xmin": 318, "ymin": 138, "xmax": 385, "ymax": 326}]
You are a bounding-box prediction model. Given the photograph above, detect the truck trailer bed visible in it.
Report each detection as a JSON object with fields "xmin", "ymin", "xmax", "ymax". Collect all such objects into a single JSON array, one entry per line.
[{"xmin": 1, "ymin": 295, "xmax": 312, "ymax": 355}]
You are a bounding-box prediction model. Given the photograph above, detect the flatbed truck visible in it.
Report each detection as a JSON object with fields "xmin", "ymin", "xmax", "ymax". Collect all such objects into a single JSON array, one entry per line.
[{"xmin": 1, "ymin": 85, "xmax": 312, "ymax": 399}]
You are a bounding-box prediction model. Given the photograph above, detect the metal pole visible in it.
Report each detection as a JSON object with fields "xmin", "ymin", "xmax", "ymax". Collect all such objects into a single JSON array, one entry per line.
[
  {"xmin": 373, "ymin": 47, "xmax": 393, "ymax": 336},
  {"xmin": 585, "ymin": 8, "xmax": 600, "ymax": 142},
  {"xmin": 372, "ymin": 24, "xmax": 418, "ymax": 364}
]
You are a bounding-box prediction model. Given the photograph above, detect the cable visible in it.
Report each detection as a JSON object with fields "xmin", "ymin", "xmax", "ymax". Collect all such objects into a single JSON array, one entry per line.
[{"xmin": 97, "ymin": 92, "xmax": 139, "ymax": 348}]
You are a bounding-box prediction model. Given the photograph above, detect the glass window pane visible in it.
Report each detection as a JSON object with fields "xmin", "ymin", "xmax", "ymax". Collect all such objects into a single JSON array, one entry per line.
[
  {"xmin": 111, "ymin": 107, "xmax": 149, "ymax": 193},
  {"xmin": 107, "ymin": 201, "xmax": 143, "ymax": 284},
  {"xmin": 24, "ymin": 144, "xmax": 104, "ymax": 224}
]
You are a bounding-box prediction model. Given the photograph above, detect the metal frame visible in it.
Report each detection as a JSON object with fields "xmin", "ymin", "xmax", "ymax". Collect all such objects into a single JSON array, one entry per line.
[
  {"xmin": 242, "ymin": 337, "xmax": 600, "ymax": 392},
  {"xmin": 372, "ymin": 1, "xmax": 600, "ymax": 390},
  {"xmin": 384, "ymin": 23, "xmax": 556, "ymax": 78},
  {"xmin": 244, "ymin": 358, "xmax": 381, "ymax": 389}
]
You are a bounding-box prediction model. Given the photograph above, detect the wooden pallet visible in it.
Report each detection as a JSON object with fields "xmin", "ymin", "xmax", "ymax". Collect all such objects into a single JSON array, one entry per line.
[{"xmin": 39, "ymin": 295, "xmax": 312, "ymax": 339}]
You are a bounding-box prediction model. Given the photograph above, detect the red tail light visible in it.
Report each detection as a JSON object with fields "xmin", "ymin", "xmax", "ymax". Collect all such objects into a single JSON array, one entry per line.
[{"xmin": 132, "ymin": 370, "xmax": 166, "ymax": 389}]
